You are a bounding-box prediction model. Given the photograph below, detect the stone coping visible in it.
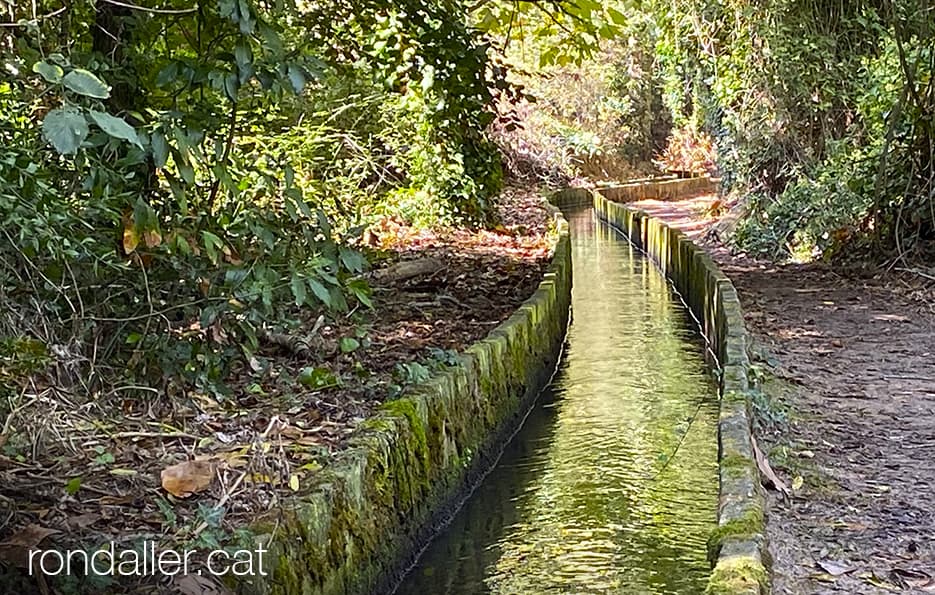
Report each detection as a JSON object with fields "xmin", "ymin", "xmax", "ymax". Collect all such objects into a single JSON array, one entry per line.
[
  {"xmin": 239, "ymin": 204, "xmax": 573, "ymax": 595},
  {"xmin": 552, "ymin": 184, "xmax": 769, "ymax": 595}
]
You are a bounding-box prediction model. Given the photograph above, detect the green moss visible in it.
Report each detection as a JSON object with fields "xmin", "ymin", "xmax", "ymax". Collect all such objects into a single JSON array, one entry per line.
[
  {"xmin": 705, "ymin": 555, "xmax": 769, "ymax": 595},
  {"xmin": 382, "ymin": 398, "xmax": 428, "ymax": 468},
  {"xmin": 720, "ymin": 454, "xmax": 754, "ymax": 479},
  {"xmin": 706, "ymin": 504, "xmax": 764, "ymax": 566}
]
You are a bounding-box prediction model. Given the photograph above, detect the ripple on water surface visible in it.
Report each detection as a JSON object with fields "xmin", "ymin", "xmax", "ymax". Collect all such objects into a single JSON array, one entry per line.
[{"xmin": 395, "ymin": 208, "xmax": 719, "ymax": 595}]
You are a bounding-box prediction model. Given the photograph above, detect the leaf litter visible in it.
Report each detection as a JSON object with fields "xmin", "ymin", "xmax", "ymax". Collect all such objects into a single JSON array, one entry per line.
[{"xmin": 0, "ymin": 187, "xmax": 555, "ymax": 591}]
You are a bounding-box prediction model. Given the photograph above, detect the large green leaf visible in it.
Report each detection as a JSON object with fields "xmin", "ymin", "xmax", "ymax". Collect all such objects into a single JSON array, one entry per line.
[
  {"xmin": 151, "ymin": 132, "xmax": 169, "ymax": 168},
  {"xmin": 89, "ymin": 111, "xmax": 142, "ymax": 148},
  {"xmin": 287, "ymin": 64, "xmax": 306, "ymax": 94},
  {"xmin": 32, "ymin": 61, "xmax": 63, "ymax": 83},
  {"xmin": 290, "ymin": 274, "xmax": 307, "ymax": 306},
  {"xmin": 307, "ymin": 278, "xmax": 333, "ymax": 307},
  {"xmin": 63, "ymin": 69, "xmax": 110, "ymax": 99},
  {"xmin": 339, "ymin": 247, "xmax": 366, "ymax": 273},
  {"xmin": 42, "ymin": 108, "xmax": 89, "ymax": 155}
]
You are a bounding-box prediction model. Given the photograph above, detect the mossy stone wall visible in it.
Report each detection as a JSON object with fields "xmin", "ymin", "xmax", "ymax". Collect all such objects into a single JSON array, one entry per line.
[{"xmin": 238, "ymin": 210, "xmax": 572, "ymax": 595}]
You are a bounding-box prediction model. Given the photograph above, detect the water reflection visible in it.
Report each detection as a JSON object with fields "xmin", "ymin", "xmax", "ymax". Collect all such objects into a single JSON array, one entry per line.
[{"xmin": 395, "ymin": 208, "xmax": 718, "ymax": 595}]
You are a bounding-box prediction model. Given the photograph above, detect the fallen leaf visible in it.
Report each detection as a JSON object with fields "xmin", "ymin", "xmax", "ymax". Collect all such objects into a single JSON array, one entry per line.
[
  {"xmin": 818, "ymin": 559, "xmax": 855, "ymax": 576},
  {"xmin": 751, "ymin": 435, "xmax": 790, "ymax": 497},
  {"xmin": 792, "ymin": 475, "xmax": 804, "ymax": 491},
  {"xmin": 109, "ymin": 468, "xmax": 138, "ymax": 477},
  {"xmin": 891, "ymin": 568, "xmax": 935, "ymax": 590},
  {"xmin": 65, "ymin": 513, "xmax": 102, "ymax": 530},
  {"xmin": 289, "ymin": 474, "xmax": 300, "ymax": 491},
  {"xmin": 0, "ymin": 524, "xmax": 60, "ymax": 567},
  {"xmin": 161, "ymin": 459, "xmax": 217, "ymax": 498}
]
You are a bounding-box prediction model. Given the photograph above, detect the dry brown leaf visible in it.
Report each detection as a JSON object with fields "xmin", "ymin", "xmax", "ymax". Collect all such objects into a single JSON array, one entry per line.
[
  {"xmin": 65, "ymin": 513, "xmax": 102, "ymax": 531},
  {"xmin": 891, "ymin": 568, "xmax": 935, "ymax": 590},
  {"xmin": 0, "ymin": 524, "xmax": 60, "ymax": 567},
  {"xmin": 161, "ymin": 459, "xmax": 217, "ymax": 498},
  {"xmin": 751, "ymin": 435, "xmax": 790, "ymax": 497},
  {"xmin": 122, "ymin": 216, "xmax": 139, "ymax": 254},
  {"xmin": 817, "ymin": 559, "xmax": 855, "ymax": 576},
  {"xmin": 143, "ymin": 229, "xmax": 162, "ymax": 249}
]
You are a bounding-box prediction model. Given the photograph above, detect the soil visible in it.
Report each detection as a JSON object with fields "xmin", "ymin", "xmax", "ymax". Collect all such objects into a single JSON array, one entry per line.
[
  {"xmin": 0, "ymin": 187, "xmax": 556, "ymax": 593},
  {"xmin": 630, "ymin": 195, "xmax": 935, "ymax": 594}
]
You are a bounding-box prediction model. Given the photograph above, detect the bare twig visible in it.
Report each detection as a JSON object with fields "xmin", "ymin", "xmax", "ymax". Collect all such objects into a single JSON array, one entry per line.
[{"xmin": 0, "ymin": 5, "xmax": 65, "ymax": 26}]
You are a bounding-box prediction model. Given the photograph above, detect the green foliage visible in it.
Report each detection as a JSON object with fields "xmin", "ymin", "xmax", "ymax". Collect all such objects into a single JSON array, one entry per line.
[
  {"xmin": 492, "ymin": 26, "xmax": 669, "ymax": 183},
  {"xmin": 473, "ymin": 0, "xmax": 626, "ymax": 68},
  {"xmin": 303, "ymin": 0, "xmax": 511, "ymax": 225},
  {"xmin": 0, "ymin": 0, "xmax": 520, "ymax": 400},
  {"xmin": 647, "ymin": 0, "xmax": 935, "ymax": 260}
]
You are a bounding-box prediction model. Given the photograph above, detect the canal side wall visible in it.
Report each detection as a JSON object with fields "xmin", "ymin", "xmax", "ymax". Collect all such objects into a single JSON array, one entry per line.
[
  {"xmin": 553, "ymin": 185, "xmax": 769, "ymax": 595},
  {"xmin": 241, "ymin": 208, "xmax": 572, "ymax": 595},
  {"xmin": 597, "ymin": 176, "xmax": 718, "ymax": 203}
]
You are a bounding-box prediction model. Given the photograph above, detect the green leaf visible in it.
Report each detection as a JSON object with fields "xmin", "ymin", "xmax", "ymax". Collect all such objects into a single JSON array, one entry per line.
[
  {"xmin": 63, "ymin": 68, "xmax": 110, "ymax": 99},
  {"xmin": 155, "ymin": 62, "xmax": 178, "ymax": 87},
  {"xmin": 89, "ymin": 110, "xmax": 142, "ymax": 148},
  {"xmin": 42, "ymin": 107, "xmax": 89, "ymax": 154},
  {"xmin": 607, "ymin": 8, "xmax": 627, "ymax": 25},
  {"xmin": 290, "ymin": 274, "xmax": 307, "ymax": 306},
  {"xmin": 287, "ymin": 64, "xmax": 306, "ymax": 93},
  {"xmin": 339, "ymin": 337, "xmax": 360, "ymax": 353},
  {"xmin": 298, "ymin": 366, "xmax": 338, "ymax": 389},
  {"xmin": 202, "ymin": 231, "xmax": 223, "ymax": 264},
  {"xmin": 339, "ymin": 247, "xmax": 366, "ymax": 273},
  {"xmin": 234, "ymin": 43, "xmax": 252, "ymax": 70},
  {"xmin": 347, "ymin": 278, "xmax": 373, "ymax": 308},
  {"xmin": 307, "ymin": 278, "xmax": 332, "ymax": 307},
  {"xmin": 151, "ymin": 132, "xmax": 168, "ymax": 168},
  {"xmin": 237, "ymin": 0, "xmax": 255, "ymax": 33},
  {"xmin": 65, "ymin": 477, "xmax": 82, "ymax": 495},
  {"xmin": 224, "ymin": 73, "xmax": 239, "ymax": 101},
  {"xmin": 32, "ymin": 61, "xmax": 63, "ymax": 83}
]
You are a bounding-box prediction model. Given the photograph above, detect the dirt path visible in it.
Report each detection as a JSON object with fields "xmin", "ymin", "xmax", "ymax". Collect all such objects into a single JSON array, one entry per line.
[{"xmin": 630, "ymin": 196, "xmax": 935, "ymax": 593}]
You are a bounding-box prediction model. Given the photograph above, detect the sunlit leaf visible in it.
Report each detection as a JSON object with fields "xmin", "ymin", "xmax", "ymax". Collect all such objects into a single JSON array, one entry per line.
[
  {"xmin": 63, "ymin": 68, "xmax": 110, "ymax": 98},
  {"xmin": 89, "ymin": 110, "xmax": 143, "ymax": 148},
  {"xmin": 42, "ymin": 107, "xmax": 88, "ymax": 154},
  {"xmin": 32, "ymin": 60, "xmax": 63, "ymax": 83}
]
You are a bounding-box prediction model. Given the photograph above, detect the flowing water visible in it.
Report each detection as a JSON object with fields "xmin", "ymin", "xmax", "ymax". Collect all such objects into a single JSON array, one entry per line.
[{"xmin": 395, "ymin": 207, "xmax": 719, "ymax": 595}]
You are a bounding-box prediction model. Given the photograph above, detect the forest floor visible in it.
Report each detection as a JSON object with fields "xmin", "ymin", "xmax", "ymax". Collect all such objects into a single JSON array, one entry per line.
[
  {"xmin": 0, "ymin": 188, "xmax": 555, "ymax": 592},
  {"xmin": 629, "ymin": 194, "xmax": 935, "ymax": 594}
]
